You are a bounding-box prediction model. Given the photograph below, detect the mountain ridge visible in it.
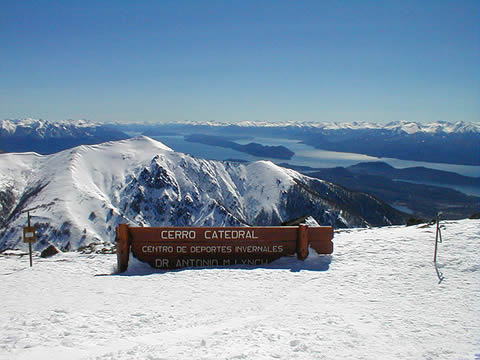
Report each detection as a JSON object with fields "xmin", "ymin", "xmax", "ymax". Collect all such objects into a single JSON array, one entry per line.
[
  {"xmin": 348, "ymin": 161, "xmax": 480, "ymax": 186},
  {"xmin": 0, "ymin": 118, "xmax": 129, "ymax": 154},
  {"xmin": 307, "ymin": 162, "xmax": 479, "ymax": 220},
  {"xmin": 3, "ymin": 118, "xmax": 479, "ymax": 165},
  {"xmin": 118, "ymin": 119, "xmax": 480, "ymax": 134},
  {"xmin": 0, "ymin": 137, "xmax": 406, "ymax": 251}
]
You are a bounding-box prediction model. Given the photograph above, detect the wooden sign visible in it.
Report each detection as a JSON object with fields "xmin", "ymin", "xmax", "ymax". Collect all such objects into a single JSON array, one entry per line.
[
  {"xmin": 23, "ymin": 227, "xmax": 36, "ymax": 243},
  {"xmin": 116, "ymin": 224, "xmax": 333, "ymax": 272}
]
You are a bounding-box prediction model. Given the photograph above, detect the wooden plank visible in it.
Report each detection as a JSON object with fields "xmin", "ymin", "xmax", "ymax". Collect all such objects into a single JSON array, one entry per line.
[
  {"xmin": 122, "ymin": 225, "xmax": 334, "ymax": 270},
  {"xmin": 132, "ymin": 239, "xmax": 297, "ymax": 268},
  {"xmin": 128, "ymin": 226, "xmax": 300, "ymax": 242},
  {"xmin": 309, "ymin": 227, "xmax": 334, "ymax": 254}
]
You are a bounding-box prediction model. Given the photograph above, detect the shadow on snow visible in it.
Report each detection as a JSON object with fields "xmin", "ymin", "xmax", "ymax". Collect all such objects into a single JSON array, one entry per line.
[{"xmin": 111, "ymin": 253, "xmax": 332, "ymax": 276}]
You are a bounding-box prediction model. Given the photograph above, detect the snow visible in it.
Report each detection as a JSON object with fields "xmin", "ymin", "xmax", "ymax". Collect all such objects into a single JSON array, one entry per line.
[
  {"xmin": 0, "ymin": 119, "xmax": 16, "ymax": 134},
  {"xmin": 3, "ymin": 118, "xmax": 480, "ymax": 138},
  {"xmin": 153, "ymin": 119, "xmax": 480, "ymax": 134},
  {"xmin": 1, "ymin": 219, "xmax": 478, "ymax": 359},
  {"xmin": 0, "ymin": 137, "xmax": 176, "ymax": 249},
  {"xmin": 0, "ymin": 118, "xmax": 101, "ymax": 139}
]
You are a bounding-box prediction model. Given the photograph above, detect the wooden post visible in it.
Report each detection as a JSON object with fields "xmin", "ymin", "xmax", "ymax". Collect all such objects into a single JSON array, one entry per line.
[
  {"xmin": 117, "ymin": 224, "xmax": 130, "ymax": 273},
  {"xmin": 297, "ymin": 224, "xmax": 309, "ymax": 260}
]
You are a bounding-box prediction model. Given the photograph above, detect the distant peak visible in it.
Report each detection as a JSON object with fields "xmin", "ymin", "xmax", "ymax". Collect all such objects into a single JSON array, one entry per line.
[
  {"xmin": 128, "ymin": 135, "xmax": 174, "ymax": 151},
  {"xmin": 150, "ymin": 120, "xmax": 480, "ymax": 134}
]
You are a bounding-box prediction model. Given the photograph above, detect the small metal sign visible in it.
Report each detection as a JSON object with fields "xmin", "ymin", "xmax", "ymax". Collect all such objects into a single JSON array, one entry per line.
[{"xmin": 23, "ymin": 227, "xmax": 36, "ymax": 243}]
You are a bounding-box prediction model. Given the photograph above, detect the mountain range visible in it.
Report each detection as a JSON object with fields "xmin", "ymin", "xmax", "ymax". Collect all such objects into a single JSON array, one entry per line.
[
  {"xmin": 346, "ymin": 162, "xmax": 480, "ymax": 187},
  {"xmin": 0, "ymin": 137, "xmax": 407, "ymax": 251},
  {"xmin": 2, "ymin": 118, "xmax": 479, "ymax": 165},
  {"xmin": 121, "ymin": 119, "xmax": 480, "ymax": 134},
  {"xmin": 300, "ymin": 162, "xmax": 479, "ymax": 220},
  {"xmin": 0, "ymin": 118, "xmax": 129, "ymax": 154}
]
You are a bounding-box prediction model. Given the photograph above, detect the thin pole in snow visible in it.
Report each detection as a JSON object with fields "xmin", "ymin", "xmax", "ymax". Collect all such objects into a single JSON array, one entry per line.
[
  {"xmin": 21, "ymin": 207, "xmax": 39, "ymax": 268},
  {"xmin": 433, "ymin": 212, "xmax": 444, "ymax": 283},
  {"xmin": 28, "ymin": 211, "xmax": 32, "ymax": 267},
  {"xmin": 434, "ymin": 212, "xmax": 444, "ymax": 263}
]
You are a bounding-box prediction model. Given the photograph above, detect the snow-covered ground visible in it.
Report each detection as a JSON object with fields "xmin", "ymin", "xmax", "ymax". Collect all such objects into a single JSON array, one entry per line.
[{"xmin": 1, "ymin": 219, "xmax": 479, "ymax": 360}]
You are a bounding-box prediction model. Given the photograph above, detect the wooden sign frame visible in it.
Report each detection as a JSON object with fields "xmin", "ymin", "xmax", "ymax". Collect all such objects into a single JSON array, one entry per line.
[
  {"xmin": 116, "ymin": 224, "xmax": 334, "ymax": 272},
  {"xmin": 23, "ymin": 227, "xmax": 36, "ymax": 243}
]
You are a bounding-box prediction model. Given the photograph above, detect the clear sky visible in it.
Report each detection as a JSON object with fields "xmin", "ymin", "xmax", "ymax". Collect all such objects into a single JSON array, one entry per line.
[{"xmin": 1, "ymin": 0, "xmax": 479, "ymax": 124}]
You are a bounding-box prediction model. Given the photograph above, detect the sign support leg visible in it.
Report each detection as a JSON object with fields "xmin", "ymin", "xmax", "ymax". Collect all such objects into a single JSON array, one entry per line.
[
  {"xmin": 297, "ymin": 224, "xmax": 309, "ymax": 260},
  {"xmin": 29, "ymin": 243, "xmax": 33, "ymax": 267},
  {"xmin": 117, "ymin": 224, "xmax": 130, "ymax": 273}
]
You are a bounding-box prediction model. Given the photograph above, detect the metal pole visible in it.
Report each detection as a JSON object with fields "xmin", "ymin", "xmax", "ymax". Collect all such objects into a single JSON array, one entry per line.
[
  {"xmin": 433, "ymin": 212, "xmax": 444, "ymax": 283},
  {"xmin": 28, "ymin": 211, "xmax": 32, "ymax": 267},
  {"xmin": 433, "ymin": 214, "xmax": 439, "ymax": 263}
]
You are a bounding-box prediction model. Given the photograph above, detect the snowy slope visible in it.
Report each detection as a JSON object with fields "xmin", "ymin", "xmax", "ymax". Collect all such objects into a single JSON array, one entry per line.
[
  {"xmin": 0, "ymin": 219, "xmax": 478, "ymax": 359},
  {"xmin": 0, "ymin": 137, "xmax": 173, "ymax": 250},
  {"xmin": 0, "ymin": 137, "xmax": 406, "ymax": 251}
]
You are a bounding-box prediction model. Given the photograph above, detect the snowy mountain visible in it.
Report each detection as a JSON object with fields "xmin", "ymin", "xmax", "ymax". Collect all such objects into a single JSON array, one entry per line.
[
  {"xmin": 4, "ymin": 118, "xmax": 479, "ymax": 165},
  {"xmin": 1, "ymin": 118, "xmax": 98, "ymax": 137},
  {"xmin": 128, "ymin": 119, "xmax": 480, "ymax": 134},
  {"xmin": 0, "ymin": 118, "xmax": 128, "ymax": 154},
  {"xmin": 0, "ymin": 137, "xmax": 406, "ymax": 251}
]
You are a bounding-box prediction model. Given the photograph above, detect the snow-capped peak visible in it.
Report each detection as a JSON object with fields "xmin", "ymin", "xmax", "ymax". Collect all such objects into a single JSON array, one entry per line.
[
  {"xmin": 0, "ymin": 137, "xmax": 405, "ymax": 251},
  {"xmin": 0, "ymin": 118, "xmax": 100, "ymax": 138},
  {"xmin": 149, "ymin": 119, "xmax": 480, "ymax": 134}
]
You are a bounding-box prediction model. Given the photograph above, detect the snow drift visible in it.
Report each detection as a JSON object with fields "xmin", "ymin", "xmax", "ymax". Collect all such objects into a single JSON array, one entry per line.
[{"xmin": 0, "ymin": 219, "xmax": 478, "ymax": 359}]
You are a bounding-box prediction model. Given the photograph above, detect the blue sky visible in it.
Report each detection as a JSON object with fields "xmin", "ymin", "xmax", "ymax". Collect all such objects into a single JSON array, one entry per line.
[{"xmin": 1, "ymin": 0, "xmax": 478, "ymax": 123}]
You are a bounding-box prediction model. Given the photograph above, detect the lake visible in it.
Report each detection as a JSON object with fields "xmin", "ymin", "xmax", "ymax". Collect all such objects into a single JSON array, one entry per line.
[{"xmin": 150, "ymin": 135, "xmax": 480, "ymax": 179}]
